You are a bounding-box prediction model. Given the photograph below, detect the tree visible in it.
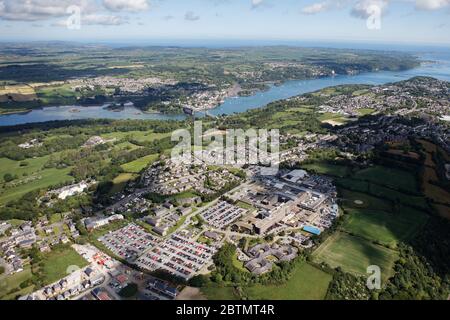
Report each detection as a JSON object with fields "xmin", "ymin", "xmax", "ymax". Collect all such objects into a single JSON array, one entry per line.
[
  {"xmin": 3, "ymin": 173, "xmax": 16, "ymax": 182},
  {"xmin": 189, "ymin": 275, "xmax": 210, "ymax": 287}
]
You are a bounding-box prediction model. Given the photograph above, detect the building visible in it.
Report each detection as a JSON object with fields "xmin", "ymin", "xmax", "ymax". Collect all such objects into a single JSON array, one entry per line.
[
  {"xmin": 84, "ymin": 214, "xmax": 124, "ymax": 231},
  {"xmin": 303, "ymin": 225, "xmax": 321, "ymax": 236},
  {"xmin": 253, "ymin": 202, "xmax": 292, "ymax": 235}
]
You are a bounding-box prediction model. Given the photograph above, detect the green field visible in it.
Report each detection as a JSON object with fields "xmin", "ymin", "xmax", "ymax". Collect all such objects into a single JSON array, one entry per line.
[
  {"xmin": 0, "ymin": 267, "xmax": 33, "ymax": 299},
  {"xmin": 244, "ymin": 262, "xmax": 332, "ymax": 300},
  {"xmin": 0, "ymin": 156, "xmax": 51, "ymax": 181},
  {"xmin": 302, "ymin": 162, "xmax": 350, "ymax": 178},
  {"xmin": 336, "ymin": 177, "xmax": 370, "ymax": 192},
  {"xmin": 121, "ymin": 154, "xmax": 159, "ymax": 173},
  {"xmin": 36, "ymin": 84, "xmax": 80, "ymax": 104},
  {"xmin": 201, "ymin": 286, "xmax": 239, "ymax": 300},
  {"xmin": 0, "ymin": 167, "xmax": 73, "ymax": 204},
  {"xmin": 312, "ymin": 232, "xmax": 398, "ymax": 281},
  {"xmin": 339, "ymin": 188, "xmax": 393, "ymax": 212},
  {"xmin": 110, "ymin": 173, "xmax": 138, "ymax": 194},
  {"xmin": 231, "ymin": 253, "xmax": 249, "ymax": 273},
  {"xmin": 369, "ymin": 184, "xmax": 429, "ymax": 209},
  {"xmin": 357, "ymin": 108, "xmax": 376, "ymax": 116},
  {"xmin": 40, "ymin": 246, "xmax": 88, "ymax": 285},
  {"xmin": 353, "ymin": 166, "xmax": 418, "ymax": 192},
  {"xmin": 342, "ymin": 207, "xmax": 428, "ymax": 247},
  {"xmin": 101, "ymin": 130, "xmax": 170, "ymax": 143}
]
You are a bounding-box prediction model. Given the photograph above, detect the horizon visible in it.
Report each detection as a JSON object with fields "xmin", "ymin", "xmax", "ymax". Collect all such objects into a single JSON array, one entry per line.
[
  {"xmin": 1, "ymin": 1, "xmax": 450, "ymax": 45},
  {"xmin": 1, "ymin": 38, "xmax": 450, "ymax": 52}
]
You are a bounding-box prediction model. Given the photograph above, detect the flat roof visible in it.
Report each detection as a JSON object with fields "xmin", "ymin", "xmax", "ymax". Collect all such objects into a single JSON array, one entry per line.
[{"xmin": 303, "ymin": 225, "xmax": 321, "ymax": 235}]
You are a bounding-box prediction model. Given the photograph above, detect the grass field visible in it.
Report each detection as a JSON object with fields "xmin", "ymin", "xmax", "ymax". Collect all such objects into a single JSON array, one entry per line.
[
  {"xmin": 312, "ymin": 232, "xmax": 398, "ymax": 281},
  {"xmin": 201, "ymin": 286, "xmax": 239, "ymax": 300},
  {"xmin": 302, "ymin": 162, "xmax": 350, "ymax": 178},
  {"xmin": 101, "ymin": 131, "xmax": 170, "ymax": 143},
  {"xmin": 121, "ymin": 154, "xmax": 159, "ymax": 173},
  {"xmin": 231, "ymin": 253, "xmax": 249, "ymax": 273},
  {"xmin": 0, "ymin": 167, "xmax": 73, "ymax": 204},
  {"xmin": 243, "ymin": 262, "xmax": 332, "ymax": 300},
  {"xmin": 353, "ymin": 166, "xmax": 418, "ymax": 192},
  {"xmin": 0, "ymin": 267, "xmax": 33, "ymax": 299},
  {"xmin": 410, "ymin": 140, "xmax": 450, "ymax": 219},
  {"xmin": 342, "ymin": 207, "xmax": 428, "ymax": 248},
  {"xmin": 369, "ymin": 184, "xmax": 429, "ymax": 209},
  {"xmin": 357, "ymin": 108, "xmax": 376, "ymax": 116},
  {"xmin": 0, "ymin": 156, "xmax": 51, "ymax": 181},
  {"xmin": 339, "ymin": 188, "xmax": 392, "ymax": 212},
  {"xmin": 40, "ymin": 246, "xmax": 88, "ymax": 285},
  {"xmin": 110, "ymin": 173, "xmax": 138, "ymax": 194},
  {"xmin": 36, "ymin": 84, "xmax": 79, "ymax": 105}
]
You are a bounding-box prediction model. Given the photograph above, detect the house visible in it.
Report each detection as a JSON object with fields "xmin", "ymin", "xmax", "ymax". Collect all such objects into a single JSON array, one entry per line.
[
  {"xmin": 60, "ymin": 235, "xmax": 70, "ymax": 244},
  {"xmin": 0, "ymin": 222, "xmax": 11, "ymax": 235},
  {"xmin": 84, "ymin": 267, "xmax": 94, "ymax": 278},
  {"xmin": 115, "ymin": 274, "xmax": 128, "ymax": 286},
  {"xmin": 153, "ymin": 225, "xmax": 170, "ymax": 236},
  {"xmin": 163, "ymin": 202, "xmax": 174, "ymax": 209},
  {"xmin": 178, "ymin": 207, "xmax": 192, "ymax": 216},
  {"xmin": 204, "ymin": 231, "xmax": 220, "ymax": 241},
  {"xmin": 39, "ymin": 243, "xmax": 51, "ymax": 253},
  {"xmin": 153, "ymin": 207, "xmax": 168, "ymax": 217},
  {"xmin": 90, "ymin": 275, "xmax": 105, "ymax": 287},
  {"xmin": 92, "ymin": 288, "xmax": 112, "ymax": 301}
]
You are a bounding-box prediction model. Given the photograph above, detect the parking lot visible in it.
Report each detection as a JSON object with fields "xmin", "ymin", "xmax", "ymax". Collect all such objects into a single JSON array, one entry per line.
[
  {"xmin": 201, "ymin": 201, "xmax": 247, "ymax": 229},
  {"xmin": 98, "ymin": 224, "xmax": 159, "ymax": 262},
  {"xmin": 136, "ymin": 233, "xmax": 216, "ymax": 281}
]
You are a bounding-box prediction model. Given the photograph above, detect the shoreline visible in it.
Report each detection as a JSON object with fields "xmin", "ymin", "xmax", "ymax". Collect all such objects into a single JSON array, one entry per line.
[{"xmin": 0, "ymin": 57, "xmax": 446, "ymax": 126}]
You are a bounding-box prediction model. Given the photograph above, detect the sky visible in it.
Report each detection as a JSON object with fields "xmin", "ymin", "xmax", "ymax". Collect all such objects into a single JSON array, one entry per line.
[{"xmin": 0, "ymin": 0, "xmax": 449, "ymax": 45}]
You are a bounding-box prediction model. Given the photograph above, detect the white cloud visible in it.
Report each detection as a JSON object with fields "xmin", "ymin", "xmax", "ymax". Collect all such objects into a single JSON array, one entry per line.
[
  {"xmin": 251, "ymin": 0, "xmax": 264, "ymax": 9},
  {"xmin": 415, "ymin": 0, "xmax": 450, "ymax": 10},
  {"xmin": 52, "ymin": 13, "xmax": 126, "ymax": 27},
  {"xmin": 300, "ymin": 0, "xmax": 449, "ymax": 18},
  {"xmin": 301, "ymin": 2, "xmax": 330, "ymax": 14},
  {"xmin": 0, "ymin": 0, "xmax": 91, "ymax": 21},
  {"xmin": 83, "ymin": 13, "xmax": 126, "ymax": 25},
  {"xmin": 351, "ymin": 0, "xmax": 389, "ymax": 19},
  {"xmin": 0, "ymin": 0, "xmax": 149, "ymax": 22},
  {"xmin": 184, "ymin": 11, "xmax": 200, "ymax": 21},
  {"xmin": 300, "ymin": 0, "xmax": 351, "ymax": 15},
  {"xmin": 102, "ymin": 0, "xmax": 150, "ymax": 12}
]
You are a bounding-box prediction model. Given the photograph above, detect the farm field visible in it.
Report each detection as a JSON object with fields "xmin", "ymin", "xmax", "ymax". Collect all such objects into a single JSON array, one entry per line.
[
  {"xmin": 243, "ymin": 262, "xmax": 332, "ymax": 300},
  {"xmin": 0, "ymin": 267, "xmax": 33, "ymax": 299},
  {"xmin": 357, "ymin": 108, "xmax": 376, "ymax": 116},
  {"xmin": 339, "ymin": 188, "xmax": 393, "ymax": 211},
  {"xmin": 353, "ymin": 166, "xmax": 418, "ymax": 192},
  {"xmin": 342, "ymin": 207, "xmax": 428, "ymax": 247},
  {"xmin": 201, "ymin": 286, "xmax": 239, "ymax": 300},
  {"xmin": 101, "ymin": 130, "xmax": 170, "ymax": 143},
  {"xmin": 416, "ymin": 139, "xmax": 450, "ymax": 219},
  {"xmin": 312, "ymin": 232, "xmax": 398, "ymax": 281},
  {"xmin": 369, "ymin": 184, "xmax": 429, "ymax": 209},
  {"xmin": 40, "ymin": 246, "xmax": 88, "ymax": 285},
  {"xmin": 110, "ymin": 173, "xmax": 138, "ymax": 194},
  {"xmin": 301, "ymin": 162, "xmax": 350, "ymax": 178},
  {"xmin": 121, "ymin": 154, "xmax": 159, "ymax": 173},
  {"xmin": 0, "ymin": 167, "xmax": 73, "ymax": 204},
  {"xmin": 0, "ymin": 155, "xmax": 51, "ymax": 182},
  {"xmin": 35, "ymin": 84, "xmax": 80, "ymax": 105}
]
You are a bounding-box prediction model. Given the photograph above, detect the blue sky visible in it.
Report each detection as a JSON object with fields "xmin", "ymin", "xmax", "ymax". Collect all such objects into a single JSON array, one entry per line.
[{"xmin": 0, "ymin": 0, "xmax": 449, "ymax": 45}]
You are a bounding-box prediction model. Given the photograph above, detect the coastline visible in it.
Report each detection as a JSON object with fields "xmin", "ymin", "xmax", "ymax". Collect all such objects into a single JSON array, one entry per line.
[{"xmin": 1, "ymin": 55, "xmax": 448, "ymax": 126}]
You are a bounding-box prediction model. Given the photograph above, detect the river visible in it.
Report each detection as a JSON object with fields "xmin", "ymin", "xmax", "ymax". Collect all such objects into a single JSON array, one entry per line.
[{"xmin": 1, "ymin": 48, "xmax": 449, "ymax": 127}]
